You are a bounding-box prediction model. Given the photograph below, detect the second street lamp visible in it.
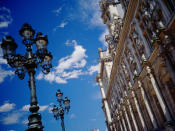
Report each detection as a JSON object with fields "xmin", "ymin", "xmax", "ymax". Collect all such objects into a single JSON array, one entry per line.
[
  {"xmin": 52, "ymin": 89, "xmax": 70, "ymax": 131},
  {"xmin": 1, "ymin": 23, "xmax": 53, "ymax": 131}
]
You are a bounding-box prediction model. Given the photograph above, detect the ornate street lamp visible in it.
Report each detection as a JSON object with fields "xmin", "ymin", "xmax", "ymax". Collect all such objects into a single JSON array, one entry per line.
[
  {"xmin": 52, "ymin": 89, "xmax": 70, "ymax": 131},
  {"xmin": 1, "ymin": 23, "xmax": 53, "ymax": 131}
]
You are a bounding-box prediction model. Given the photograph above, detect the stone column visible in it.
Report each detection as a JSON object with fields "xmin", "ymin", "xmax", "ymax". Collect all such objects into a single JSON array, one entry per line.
[
  {"xmin": 132, "ymin": 91, "xmax": 147, "ymax": 131},
  {"xmin": 104, "ymin": 100, "xmax": 112, "ymax": 123},
  {"xmin": 138, "ymin": 81, "xmax": 158, "ymax": 129},
  {"xmin": 123, "ymin": 106, "xmax": 132, "ymax": 131},
  {"xmin": 115, "ymin": 124, "xmax": 117, "ymax": 131},
  {"xmin": 120, "ymin": 110, "xmax": 127, "ymax": 131},
  {"xmin": 127, "ymin": 99, "xmax": 139, "ymax": 131},
  {"xmin": 146, "ymin": 66, "xmax": 172, "ymax": 122},
  {"xmin": 113, "ymin": 123, "xmax": 117, "ymax": 131},
  {"xmin": 99, "ymin": 80, "xmax": 112, "ymax": 129},
  {"xmin": 118, "ymin": 117, "xmax": 124, "ymax": 131},
  {"xmin": 117, "ymin": 110, "xmax": 124, "ymax": 131}
]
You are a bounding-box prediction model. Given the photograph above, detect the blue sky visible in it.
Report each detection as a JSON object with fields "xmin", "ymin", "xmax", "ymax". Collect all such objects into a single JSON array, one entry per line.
[{"xmin": 0, "ymin": 0, "xmax": 109, "ymax": 131}]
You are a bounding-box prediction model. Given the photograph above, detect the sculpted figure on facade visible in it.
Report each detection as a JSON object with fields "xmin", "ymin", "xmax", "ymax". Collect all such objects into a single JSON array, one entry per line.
[
  {"xmin": 162, "ymin": 33, "xmax": 175, "ymax": 65},
  {"xmin": 131, "ymin": 29, "xmax": 147, "ymax": 63},
  {"xmin": 105, "ymin": 34, "xmax": 115, "ymax": 51},
  {"xmin": 105, "ymin": 34, "xmax": 116, "ymax": 60},
  {"xmin": 120, "ymin": 61, "xmax": 132, "ymax": 87},
  {"xmin": 112, "ymin": 15, "xmax": 123, "ymax": 42},
  {"xmin": 140, "ymin": 1, "xmax": 165, "ymax": 44},
  {"xmin": 142, "ymin": 1, "xmax": 152, "ymax": 20},
  {"xmin": 125, "ymin": 47, "xmax": 136, "ymax": 75},
  {"xmin": 151, "ymin": 1, "xmax": 165, "ymax": 30}
]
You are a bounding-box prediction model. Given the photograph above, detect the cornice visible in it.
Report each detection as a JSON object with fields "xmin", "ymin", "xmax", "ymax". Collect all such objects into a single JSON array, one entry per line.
[{"xmin": 107, "ymin": 0, "xmax": 140, "ymax": 98}]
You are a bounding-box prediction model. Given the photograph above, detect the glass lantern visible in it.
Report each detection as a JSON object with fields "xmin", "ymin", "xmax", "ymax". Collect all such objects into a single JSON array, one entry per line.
[
  {"xmin": 41, "ymin": 52, "xmax": 52, "ymax": 74},
  {"xmin": 64, "ymin": 97, "xmax": 70, "ymax": 111},
  {"xmin": 35, "ymin": 32, "xmax": 48, "ymax": 57},
  {"xmin": 56, "ymin": 89, "xmax": 63, "ymax": 102},
  {"xmin": 59, "ymin": 107, "xmax": 64, "ymax": 116},
  {"xmin": 15, "ymin": 66, "xmax": 25, "ymax": 80},
  {"xmin": 19, "ymin": 23, "xmax": 35, "ymax": 41},
  {"xmin": 52, "ymin": 105, "xmax": 59, "ymax": 119},
  {"xmin": 1, "ymin": 36, "xmax": 17, "ymax": 59},
  {"xmin": 13, "ymin": 55, "xmax": 25, "ymax": 79}
]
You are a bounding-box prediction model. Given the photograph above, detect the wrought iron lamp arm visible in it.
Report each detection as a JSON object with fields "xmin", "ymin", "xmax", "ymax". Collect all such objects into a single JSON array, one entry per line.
[{"xmin": 1, "ymin": 23, "xmax": 53, "ymax": 131}]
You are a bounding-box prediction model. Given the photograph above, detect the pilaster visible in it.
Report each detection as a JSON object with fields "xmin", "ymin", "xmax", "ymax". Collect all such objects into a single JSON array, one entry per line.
[
  {"xmin": 132, "ymin": 90, "xmax": 147, "ymax": 131},
  {"xmin": 123, "ymin": 105, "xmax": 132, "ymax": 131},
  {"xmin": 138, "ymin": 80, "xmax": 158, "ymax": 129},
  {"xmin": 146, "ymin": 66, "xmax": 172, "ymax": 122},
  {"xmin": 127, "ymin": 99, "xmax": 139, "ymax": 131}
]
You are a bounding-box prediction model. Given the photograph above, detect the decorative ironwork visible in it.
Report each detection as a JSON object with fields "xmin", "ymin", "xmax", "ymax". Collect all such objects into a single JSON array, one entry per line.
[
  {"xmin": 52, "ymin": 89, "xmax": 70, "ymax": 131},
  {"xmin": 1, "ymin": 23, "xmax": 53, "ymax": 131}
]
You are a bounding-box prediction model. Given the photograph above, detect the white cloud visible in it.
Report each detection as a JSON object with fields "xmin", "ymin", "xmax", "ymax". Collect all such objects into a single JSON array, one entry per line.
[
  {"xmin": 79, "ymin": 0, "xmax": 104, "ymax": 27},
  {"xmin": 90, "ymin": 8, "xmax": 104, "ymax": 27},
  {"xmin": 58, "ymin": 22, "xmax": 68, "ymax": 28},
  {"xmin": 0, "ymin": 58, "xmax": 7, "ymax": 64},
  {"xmin": 90, "ymin": 118, "xmax": 97, "ymax": 121},
  {"xmin": 92, "ymin": 91, "xmax": 102, "ymax": 100},
  {"xmin": 78, "ymin": 0, "xmax": 124, "ymax": 27},
  {"xmin": 21, "ymin": 104, "xmax": 48, "ymax": 112},
  {"xmin": 56, "ymin": 40, "xmax": 87, "ymax": 72},
  {"xmin": 21, "ymin": 105, "xmax": 30, "ymax": 111},
  {"xmin": 7, "ymin": 130, "xmax": 16, "ymax": 131},
  {"xmin": 99, "ymin": 28, "xmax": 109, "ymax": 47},
  {"xmin": 1, "ymin": 112, "xmax": 23, "ymax": 125},
  {"xmin": 70, "ymin": 113, "xmax": 76, "ymax": 119},
  {"xmin": 48, "ymin": 107, "xmax": 53, "ymax": 113},
  {"xmin": 77, "ymin": 0, "xmax": 124, "ymax": 47},
  {"xmin": 22, "ymin": 119, "xmax": 28, "ymax": 125},
  {"xmin": 36, "ymin": 72, "xmax": 44, "ymax": 80},
  {"xmin": 53, "ymin": 7, "xmax": 62, "ymax": 16},
  {"xmin": 0, "ymin": 102, "xmax": 15, "ymax": 112},
  {"xmin": 78, "ymin": 0, "xmax": 110, "ymax": 47},
  {"xmin": 0, "ymin": 47, "xmax": 14, "ymax": 83},
  {"xmin": 65, "ymin": 40, "xmax": 73, "ymax": 46},
  {"xmin": 37, "ymin": 40, "xmax": 88, "ymax": 84},
  {"xmin": 53, "ymin": 21, "xmax": 68, "ymax": 31},
  {"xmin": 55, "ymin": 76, "xmax": 67, "ymax": 84},
  {"xmin": 0, "ymin": 22, "xmax": 10, "ymax": 28},
  {"xmin": 48, "ymin": 103, "xmax": 55, "ymax": 113},
  {"xmin": 62, "ymin": 70, "xmax": 84, "ymax": 79},
  {"xmin": 36, "ymin": 40, "xmax": 103, "ymax": 84},
  {"xmin": 88, "ymin": 63, "xmax": 100, "ymax": 75},
  {"xmin": 0, "ymin": 7, "xmax": 13, "ymax": 28},
  {"xmin": 49, "ymin": 103, "xmax": 54, "ymax": 106},
  {"xmin": 0, "ymin": 66, "xmax": 13, "ymax": 83},
  {"xmin": 44, "ymin": 72, "xmax": 55, "ymax": 83},
  {"xmin": 39, "ymin": 105, "xmax": 49, "ymax": 111}
]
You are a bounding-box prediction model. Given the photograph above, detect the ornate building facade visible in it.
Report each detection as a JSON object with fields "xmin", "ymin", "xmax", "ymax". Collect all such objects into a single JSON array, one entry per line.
[{"xmin": 96, "ymin": 0, "xmax": 175, "ymax": 131}]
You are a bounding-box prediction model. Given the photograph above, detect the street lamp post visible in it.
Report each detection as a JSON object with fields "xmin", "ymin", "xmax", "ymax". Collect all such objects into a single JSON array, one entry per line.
[
  {"xmin": 52, "ymin": 89, "xmax": 70, "ymax": 131},
  {"xmin": 1, "ymin": 23, "xmax": 53, "ymax": 131}
]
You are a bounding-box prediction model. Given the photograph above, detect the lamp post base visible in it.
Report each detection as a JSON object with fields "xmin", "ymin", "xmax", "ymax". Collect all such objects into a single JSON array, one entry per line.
[
  {"xmin": 26, "ymin": 112, "xmax": 44, "ymax": 131},
  {"xmin": 26, "ymin": 128, "xmax": 43, "ymax": 131}
]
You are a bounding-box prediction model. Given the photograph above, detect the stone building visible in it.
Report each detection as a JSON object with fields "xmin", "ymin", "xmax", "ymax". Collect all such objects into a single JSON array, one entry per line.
[{"xmin": 96, "ymin": 0, "xmax": 175, "ymax": 131}]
